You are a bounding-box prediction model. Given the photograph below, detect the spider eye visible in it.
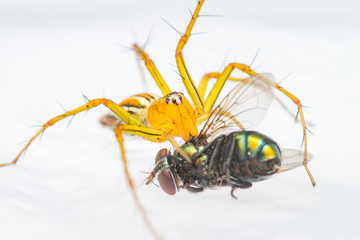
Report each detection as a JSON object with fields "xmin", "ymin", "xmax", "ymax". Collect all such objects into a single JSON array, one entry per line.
[{"xmin": 155, "ymin": 148, "xmax": 176, "ymax": 195}]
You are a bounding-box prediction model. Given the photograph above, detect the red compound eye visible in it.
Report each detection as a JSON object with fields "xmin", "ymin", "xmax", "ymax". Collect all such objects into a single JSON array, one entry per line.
[{"xmin": 155, "ymin": 148, "xmax": 176, "ymax": 195}]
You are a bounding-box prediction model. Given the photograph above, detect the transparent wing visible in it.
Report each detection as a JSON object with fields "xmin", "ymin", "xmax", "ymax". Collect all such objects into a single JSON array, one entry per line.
[
  {"xmin": 200, "ymin": 73, "xmax": 275, "ymax": 138},
  {"xmin": 279, "ymin": 149, "xmax": 313, "ymax": 172}
]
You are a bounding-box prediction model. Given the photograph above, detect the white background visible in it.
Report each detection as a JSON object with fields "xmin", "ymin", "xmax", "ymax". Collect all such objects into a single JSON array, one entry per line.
[{"xmin": 1, "ymin": 0, "xmax": 359, "ymax": 239}]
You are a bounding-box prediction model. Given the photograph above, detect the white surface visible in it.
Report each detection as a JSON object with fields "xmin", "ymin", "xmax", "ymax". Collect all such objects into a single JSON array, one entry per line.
[{"xmin": 1, "ymin": 0, "xmax": 359, "ymax": 239}]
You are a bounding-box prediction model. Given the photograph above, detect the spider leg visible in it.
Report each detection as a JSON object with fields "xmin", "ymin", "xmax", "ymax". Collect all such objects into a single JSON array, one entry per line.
[
  {"xmin": 114, "ymin": 126, "xmax": 161, "ymax": 240},
  {"xmin": 0, "ymin": 98, "xmax": 161, "ymax": 167},
  {"xmin": 200, "ymin": 63, "xmax": 316, "ymax": 186},
  {"xmin": 113, "ymin": 125, "xmax": 193, "ymax": 238},
  {"xmin": 198, "ymin": 72, "xmax": 246, "ymax": 101},
  {"xmin": 134, "ymin": 47, "xmax": 149, "ymax": 92},
  {"xmin": 133, "ymin": 44, "xmax": 172, "ymax": 96},
  {"xmin": 175, "ymin": 0, "xmax": 205, "ymax": 114},
  {"xmin": 202, "ymin": 63, "xmax": 257, "ymax": 113},
  {"xmin": 274, "ymin": 85, "xmax": 315, "ymax": 186}
]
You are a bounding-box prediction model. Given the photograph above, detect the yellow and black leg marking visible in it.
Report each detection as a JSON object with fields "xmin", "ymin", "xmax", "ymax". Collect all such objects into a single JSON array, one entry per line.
[
  {"xmin": 100, "ymin": 93, "xmax": 160, "ymax": 129},
  {"xmin": 0, "ymin": 98, "xmax": 139, "ymax": 166},
  {"xmin": 175, "ymin": 0, "xmax": 205, "ymax": 113},
  {"xmin": 133, "ymin": 44, "xmax": 172, "ymax": 96},
  {"xmin": 133, "ymin": 1, "xmax": 206, "ymax": 115},
  {"xmin": 198, "ymin": 72, "xmax": 247, "ymax": 101},
  {"xmin": 131, "ymin": 0, "xmax": 205, "ymax": 118}
]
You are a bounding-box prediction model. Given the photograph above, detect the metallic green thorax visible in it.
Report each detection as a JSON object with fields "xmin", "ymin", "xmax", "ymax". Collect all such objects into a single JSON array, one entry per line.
[{"xmin": 182, "ymin": 143, "xmax": 207, "ymax": 166}]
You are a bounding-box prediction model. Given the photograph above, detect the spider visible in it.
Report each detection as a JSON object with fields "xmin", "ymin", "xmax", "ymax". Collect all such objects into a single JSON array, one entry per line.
[{"xmin": 0, "ymin": 0, "xmax": 315, "ymax": 238}]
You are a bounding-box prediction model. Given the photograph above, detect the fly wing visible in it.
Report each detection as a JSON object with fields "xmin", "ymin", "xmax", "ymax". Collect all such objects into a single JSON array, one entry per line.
[
  {"xmin": 199, "ymin": 73, "xmax": 275, "ymax": 138},
  {"xmin": 279, "ymin": 149, "xmax": 313, "ymax": 172}
]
